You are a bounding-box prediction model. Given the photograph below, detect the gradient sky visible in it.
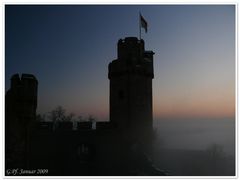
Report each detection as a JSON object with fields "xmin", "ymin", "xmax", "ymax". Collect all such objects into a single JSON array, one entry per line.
[{"xmin": 5, "ymin": 5, "xmax": 235, "ymax": 121}]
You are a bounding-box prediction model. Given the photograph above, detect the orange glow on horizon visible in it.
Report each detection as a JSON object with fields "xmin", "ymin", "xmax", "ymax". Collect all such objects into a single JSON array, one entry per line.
[
  {"xmin": 154, "ymin": 102, "xmax": 234, "ymax": 119},
  {"xmin": 153, "ymin": 87, "xmax": 235, "ymax": 119}
]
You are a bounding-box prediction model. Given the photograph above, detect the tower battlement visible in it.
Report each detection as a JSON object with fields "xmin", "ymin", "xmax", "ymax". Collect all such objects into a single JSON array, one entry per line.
[
  {"xmin": 6, "ymin": 73, "xmax": 38, "ymax": 121},
  {"xmin": 117, "ymin": 37, "xmax": 145, "ymax": 61},
  {"xmin": 109, "ymin": 37, "xmax": 154, "ymax": 79},
  {"xmin": 11, "ymin": 73, "xmax": 38, "ymax": 95}
]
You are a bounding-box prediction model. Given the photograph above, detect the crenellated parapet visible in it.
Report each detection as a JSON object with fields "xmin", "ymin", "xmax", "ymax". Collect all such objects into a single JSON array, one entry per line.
[
  {"xmin": 36, "ymin": 121, "xmax": 114, "ymax": 132},
  {"xmin": 109, "ymin": 37, "xmax": 154, "ymax": 79}
]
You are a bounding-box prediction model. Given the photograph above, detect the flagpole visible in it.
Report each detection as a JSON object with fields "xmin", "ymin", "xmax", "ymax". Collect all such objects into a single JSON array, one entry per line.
[
  {"xmin": 139, "ymin": 12, "xmax": 141, "ymax": 40},
  {"xmin": 139, "ymin": 12, "xmax": 142, "ymax": 62}
]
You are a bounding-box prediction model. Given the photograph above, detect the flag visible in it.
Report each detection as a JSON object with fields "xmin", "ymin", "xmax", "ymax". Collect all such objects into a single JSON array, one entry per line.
[{"xmin": 140, "ymin": 14, "xmax": 148, "ymax": 33}]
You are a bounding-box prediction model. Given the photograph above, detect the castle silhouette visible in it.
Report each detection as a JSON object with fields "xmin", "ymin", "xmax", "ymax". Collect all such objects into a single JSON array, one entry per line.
[{"xmin": 5, "ymin": 37, "xmax": 166, "ymax": 176}]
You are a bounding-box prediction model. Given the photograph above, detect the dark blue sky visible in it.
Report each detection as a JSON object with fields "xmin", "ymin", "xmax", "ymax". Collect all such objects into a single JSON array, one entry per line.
[{"xmin": 5, "ymin": 5, "xmax": 235, "ymax": 121}]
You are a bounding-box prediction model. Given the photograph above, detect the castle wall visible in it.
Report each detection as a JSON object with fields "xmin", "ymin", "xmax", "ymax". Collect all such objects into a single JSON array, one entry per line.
[{"xmin": 5, "ymin": 37, "xmax": 157, "ymax": 175}]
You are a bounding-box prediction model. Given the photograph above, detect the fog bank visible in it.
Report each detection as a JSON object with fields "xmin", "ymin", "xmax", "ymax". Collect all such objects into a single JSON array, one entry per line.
[{"xmin": 153, "ymin": 118, "xmax": 235, "ymax": 156}]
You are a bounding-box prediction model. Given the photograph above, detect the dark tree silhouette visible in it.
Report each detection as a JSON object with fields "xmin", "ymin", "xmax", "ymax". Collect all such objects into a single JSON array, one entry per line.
[{"xmin": 48, "ymin": 106, "xmax": 66, "ymax": 122}]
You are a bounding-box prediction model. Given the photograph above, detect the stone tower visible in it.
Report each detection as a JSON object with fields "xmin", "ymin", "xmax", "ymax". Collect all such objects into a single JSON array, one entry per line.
[
  {"xmin": 108, "ymin": 37, "xmax": 154, "ymax": 138},
  {"xmin": 5, "ymin": 73, "xmax": 38, "ymax": 168}
]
